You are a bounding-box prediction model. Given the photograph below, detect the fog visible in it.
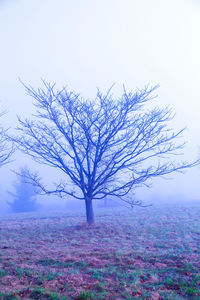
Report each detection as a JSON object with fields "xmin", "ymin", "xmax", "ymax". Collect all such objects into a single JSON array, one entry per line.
[{"xmin": 0, "ymin": 0, "xmax": 200, "ymax": 213}]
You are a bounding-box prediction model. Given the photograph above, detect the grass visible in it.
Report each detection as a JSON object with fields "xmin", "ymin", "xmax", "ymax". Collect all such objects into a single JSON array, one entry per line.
[{"xmin": 0, "ymin": 202, "xmax": 200, "ymax": 299}]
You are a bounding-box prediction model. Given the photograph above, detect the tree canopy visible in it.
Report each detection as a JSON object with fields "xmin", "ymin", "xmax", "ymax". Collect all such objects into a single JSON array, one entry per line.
[
  {"xmin": 12, "ymin": 82, "xmax": 199, "ymax": 223},
  {"xmin": 0, "ymin": 111, "xmax": 13, "ymax": 167}
]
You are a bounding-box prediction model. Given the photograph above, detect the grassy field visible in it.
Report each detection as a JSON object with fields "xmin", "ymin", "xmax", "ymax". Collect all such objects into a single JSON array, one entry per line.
[{"xmin": 0, "ymin": 202, "xmax": 200, "ymax": 299}]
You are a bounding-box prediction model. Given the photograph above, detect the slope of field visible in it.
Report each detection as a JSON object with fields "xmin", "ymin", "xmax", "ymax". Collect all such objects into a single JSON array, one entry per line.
[{"xmin": 0, "ymin": 202, "xmax": 200, "ymax": 299}]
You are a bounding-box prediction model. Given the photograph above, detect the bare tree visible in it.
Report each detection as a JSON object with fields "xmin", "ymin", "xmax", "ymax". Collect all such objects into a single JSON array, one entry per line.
[
  {"xmin": 0, "ymin": 111, "xmax": 13, "ymax": 167},
  {"xmin": 11, "ymin": 82, "xmax": 199, "ymax": 223}
]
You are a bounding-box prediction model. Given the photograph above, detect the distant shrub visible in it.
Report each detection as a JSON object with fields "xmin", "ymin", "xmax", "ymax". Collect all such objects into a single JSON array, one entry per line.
[{"xmin": 7, "ymin": 166, "xmax": 39, "ymax": 213}]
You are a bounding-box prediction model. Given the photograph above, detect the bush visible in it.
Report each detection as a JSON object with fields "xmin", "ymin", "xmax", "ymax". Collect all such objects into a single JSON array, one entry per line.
[{"xmin": 7, "ymin": 166, "xmax": 39, "ymax": 213}]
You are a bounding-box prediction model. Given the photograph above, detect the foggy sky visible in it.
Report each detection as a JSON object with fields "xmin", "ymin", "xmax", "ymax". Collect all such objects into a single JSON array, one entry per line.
[{"xmin": 0, "ymin": 0, "xmax": 200, "ymax": 204}]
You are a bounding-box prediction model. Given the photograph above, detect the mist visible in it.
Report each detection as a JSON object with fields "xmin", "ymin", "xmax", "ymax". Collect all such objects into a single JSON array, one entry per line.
[
  {"xmin": 1, "ymin": 2, "xmax": 200, "ymax": 298},
  {"xmin": 0, "ymin": 0, "xmax": 200, "ymax": 212}
]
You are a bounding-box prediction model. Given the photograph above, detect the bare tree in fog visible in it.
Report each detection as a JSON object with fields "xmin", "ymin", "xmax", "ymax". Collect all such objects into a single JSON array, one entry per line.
[
  {"xmin": 0, "ymin": 111, "xmax": 13, "ymax": 167},
  {"xmin": 11, "ymin": 82, "xmax": 199, "ymax": 224}
]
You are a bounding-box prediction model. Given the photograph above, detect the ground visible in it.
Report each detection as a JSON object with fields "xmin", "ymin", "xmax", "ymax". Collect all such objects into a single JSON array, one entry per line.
[{"xmin": 0, "ymin": 202, "xmax": 200, "ymax": 299}]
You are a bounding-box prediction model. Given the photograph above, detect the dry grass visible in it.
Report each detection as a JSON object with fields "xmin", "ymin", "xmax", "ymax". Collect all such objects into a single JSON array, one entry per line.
[{"xmin": 0, "ymin": 202, "xmax": 200, "ymax": 299}]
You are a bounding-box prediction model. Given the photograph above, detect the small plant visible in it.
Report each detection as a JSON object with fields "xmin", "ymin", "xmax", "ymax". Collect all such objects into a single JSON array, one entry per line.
[
  {"xmin": 0, "ymin": 267, "xmax": 8, "ymax": 278},
  {"xmin": 95, "ymin": 282, "xmax": 106, "ymax": 292},
  {"xmin": 24, "ymin": 268, "xmax": 35, "ymax": 277},
  {"xmin": 91, "ymin": 269, "xmax": 104, "ymax": 281},
  {"xmin": 77, "ymin": 290, "xmax": 92, "ymax": 299},
  {"xmin": 14, "ymin": 267, "xmax": 24, "ymax": 278},
  {"xmin": 38, "ymin": 270, "xmax": 63, "ymax": 282},
  {"xmin": 184, "ymin": 286, "xmax": 196, "ymax": 296},
  {"xmin": 182, "ymin": 262, "xmax": 194, "ymax": 273},
  {"xmin": 164, "ymin": 276, "xmax": 176, "ymax": 287}
]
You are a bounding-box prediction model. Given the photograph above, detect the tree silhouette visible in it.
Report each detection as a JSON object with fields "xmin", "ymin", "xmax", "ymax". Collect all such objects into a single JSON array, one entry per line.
[
  {"xmin": 7, "ymin": 166, "xmax": 38, "ymax": 213},
  {"xmin": 11, "ymin": 82, "xmax": 199, "ymax": 223}
]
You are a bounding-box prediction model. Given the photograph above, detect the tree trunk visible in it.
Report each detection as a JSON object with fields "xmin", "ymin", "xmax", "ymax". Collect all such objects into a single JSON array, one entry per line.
[{"xmin": 85, "ymin": 197, "xmax": 94, "ymax": 224}]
